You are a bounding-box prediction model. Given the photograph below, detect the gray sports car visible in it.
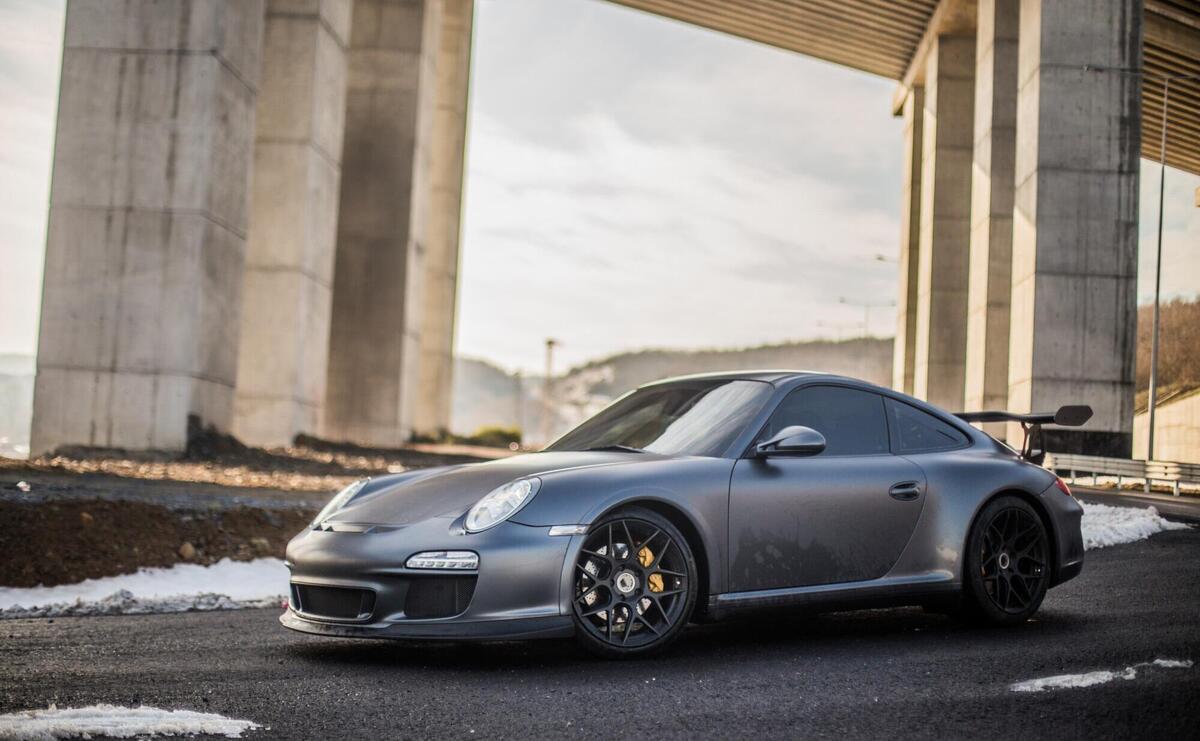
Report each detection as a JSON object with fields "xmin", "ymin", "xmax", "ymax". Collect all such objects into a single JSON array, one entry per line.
[{"xmin": 281, "ymin": 371, "xmax": 1089, "ymax": 657}]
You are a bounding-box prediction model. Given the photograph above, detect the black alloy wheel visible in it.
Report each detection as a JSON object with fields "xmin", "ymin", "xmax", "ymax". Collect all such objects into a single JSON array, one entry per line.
[
  {"xmin": 965, "ymin": 495, "xmax": 1051, "ymax": 625},
  {"xmin": 571, "ymin": 507, "xmax": 697, "ymax": 658}
]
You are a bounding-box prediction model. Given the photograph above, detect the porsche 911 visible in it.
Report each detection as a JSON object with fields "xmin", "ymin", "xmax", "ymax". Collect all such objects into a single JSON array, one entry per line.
[{"xmin": 282, "ymin": 371, "xmax": 1089, "ymax": 657}]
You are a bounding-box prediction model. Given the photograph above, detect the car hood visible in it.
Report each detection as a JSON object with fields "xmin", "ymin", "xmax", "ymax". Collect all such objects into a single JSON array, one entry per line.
[{"xmin": 322, "ymin": 450, "xmax": 671, "ymax": 527}]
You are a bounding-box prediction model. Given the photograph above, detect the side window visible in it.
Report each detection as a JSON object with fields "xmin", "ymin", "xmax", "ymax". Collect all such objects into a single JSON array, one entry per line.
[
  {"xmin": 885, "ymin": 398, "xmax": 969, "ymax": 453},
  {"xmin": 765, "ymin": 386, "xmax": 889, "ymax": 456}
]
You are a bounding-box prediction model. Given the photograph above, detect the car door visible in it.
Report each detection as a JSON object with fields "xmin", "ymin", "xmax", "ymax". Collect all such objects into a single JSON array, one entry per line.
[{"xmin": 728, "ymin": 384, "xmax": 926, "ymax": 592}]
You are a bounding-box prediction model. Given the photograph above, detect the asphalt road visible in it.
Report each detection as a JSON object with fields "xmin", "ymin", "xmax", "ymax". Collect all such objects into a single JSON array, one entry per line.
[{"xmin": 2, "ymin": 528, "xmax": 1198, "ymax": 740}]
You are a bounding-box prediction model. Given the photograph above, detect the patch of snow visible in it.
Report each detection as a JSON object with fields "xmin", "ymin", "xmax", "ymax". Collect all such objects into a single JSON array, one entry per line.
[
  {"xmin": 1010, "ymin": 668, "xmax": 1136, "ymax": 692},
  {"xmin": 0, "ymin": 704, "xmax": 260, "ymax": 739},
  {"xmin": 1010, "ymin": 658, "xmax": 1193, "ymax": 692},
  {"xmin": 1151, "ymin": 658, "xmax": 1193, "ymax": 669},
  {"xmin": 1080, "ymin": 502, "xmax": 1189, "ymax": 550},
  {"xmin": 0, "ymin": 558, "xmax": 287, "ymax": 619}
]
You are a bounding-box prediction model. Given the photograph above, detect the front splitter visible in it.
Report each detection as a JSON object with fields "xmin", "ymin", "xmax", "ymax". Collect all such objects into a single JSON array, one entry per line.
[{"xmin": 280, "ymin": 609, "xmax": 574, "ymax": 641}]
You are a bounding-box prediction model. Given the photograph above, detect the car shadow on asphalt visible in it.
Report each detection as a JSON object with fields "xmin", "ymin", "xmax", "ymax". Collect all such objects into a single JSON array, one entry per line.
[{"xmin": 278, "ymin": 605, "xmax": 1084, "ymax": 669}]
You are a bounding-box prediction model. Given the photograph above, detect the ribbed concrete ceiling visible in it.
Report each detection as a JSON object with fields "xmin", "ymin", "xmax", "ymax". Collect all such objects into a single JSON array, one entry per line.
[
  {"xmin": 607, "ymin": 0, "xmax": 938, "ymax": 78},
  {"xmin": 606, "ymin": 0, "xmax": 1200, "ymax": 176},
  {"xmin": 1145, "ymin": 2, "xmax": 1200, "ymax": 175}
]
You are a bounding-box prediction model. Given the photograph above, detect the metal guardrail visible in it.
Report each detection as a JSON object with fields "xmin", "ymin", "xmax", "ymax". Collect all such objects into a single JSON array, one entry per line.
[{"xmin": 1045, "ymin": 453, "xmax": 1200, "ymax": 497}]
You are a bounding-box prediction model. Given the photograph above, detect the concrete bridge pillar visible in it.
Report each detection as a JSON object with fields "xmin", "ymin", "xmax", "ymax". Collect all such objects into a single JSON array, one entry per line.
[
  {"xmin": 412, "ymin": 0, "xmax": 473, "ymax": 438},
  {"xmin": 892, "ymin": 87, "xmax": 924, "ymax": 397},
  {"xmin": 963, "ymin": 0, "xmax": 1019, "ymax": 437},
  {"xmin": 233, "ymin": 0, "xmax": 352, "ymax": 447},
  {"xmin": 1007, "ymin": 0, "xmax": 1141, "ymax": 455},
  {"xmin": 324, "ymin": 0, "xmax": 470, "ymax": 447},
  {"xmin": 30, "ymin": 0, "xmax": 264, "ymax": 453},
  {"xmin": 913, "ymin": 34, "xmax": 976, "ymax": 411}
]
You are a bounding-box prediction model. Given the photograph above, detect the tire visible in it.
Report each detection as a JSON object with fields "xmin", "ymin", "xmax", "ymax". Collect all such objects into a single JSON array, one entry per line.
[
  {"xmin": 963, "ymin": 496, "xmax": 1051, "ymax": 625},
  {"xmin": 570, "ymin": 506, "xmax": 698, "ymax": 658}
]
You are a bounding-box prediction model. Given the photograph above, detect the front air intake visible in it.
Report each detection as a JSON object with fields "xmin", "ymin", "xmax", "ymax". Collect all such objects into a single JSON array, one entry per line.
[
  {"xmin": 404, "ymin": 576, "xmax": 477, "ymax": 619},
  {"xmin": 291, "ymin": 584, "xmax": 375, "ymax": 621}
]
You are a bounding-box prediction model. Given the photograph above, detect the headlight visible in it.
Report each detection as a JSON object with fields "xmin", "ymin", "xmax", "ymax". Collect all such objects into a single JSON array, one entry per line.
[
  {"xmin": 464, "ymin": 478, "xmax": 540, "ymax": 533},
  {"xmin": 311, "ymin": 479, "xmax": 368, "ymax": 527}
]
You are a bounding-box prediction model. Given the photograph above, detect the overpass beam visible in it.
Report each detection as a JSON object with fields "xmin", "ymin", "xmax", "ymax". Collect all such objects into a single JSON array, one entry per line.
[
  {"xmin": 892, "ymin": 87, "xmax": 924, "ymax": 396},
  {"xmin": 30, "ymin": 0, "xmax": 264, "ymax": 453},
  {"xmin": 913, "ymin": 35, "xmax": 976, "ymax": 411},
  {"xmin": 963, "ymin": 0, "xmax": 1019, "ymax": 436},
  {"xmin": 325, "ymin": 0, "xmax": 470, "ymax": 446},
  {"xmin": 1007, "ymin": 0, "xmax": 1142, "ymax": 455},
  {"xmin": 234, "ymin": 0, "xmax": 352, "ymax": 447}
]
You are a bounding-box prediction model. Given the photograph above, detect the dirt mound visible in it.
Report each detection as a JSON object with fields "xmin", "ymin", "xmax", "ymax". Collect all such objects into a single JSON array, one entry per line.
[{"xmin": 1, "ymin": 498, "xmax": 315, "ymax": 588}]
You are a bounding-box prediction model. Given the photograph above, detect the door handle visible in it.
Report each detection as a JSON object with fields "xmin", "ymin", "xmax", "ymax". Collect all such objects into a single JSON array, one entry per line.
[{"xmin": 889, "ymin": 482, "xmax": 921, "ymax": 501}]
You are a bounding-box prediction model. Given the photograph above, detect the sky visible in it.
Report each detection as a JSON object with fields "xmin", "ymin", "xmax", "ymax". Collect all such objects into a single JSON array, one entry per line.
[
  {"xmin": 0, "ymin": 0, "xmax": 1197, "ymax": 374},
  {"xmin": 0, "ymin": 0, "xmax": 63, "ymax": 359},
  {"xmin": 459, "ymin": 0, "xmax": 906, "ymax": 372}
]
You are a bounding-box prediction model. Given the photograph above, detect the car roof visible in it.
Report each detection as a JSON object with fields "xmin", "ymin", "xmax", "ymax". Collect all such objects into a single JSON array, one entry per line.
[
  {"xmin": 634, "ymin": 369, "xmax": 988, "ymax": 455},
  {"xmin": 639, "ymin": 369, "xmax": 848, "ymax": 387}
]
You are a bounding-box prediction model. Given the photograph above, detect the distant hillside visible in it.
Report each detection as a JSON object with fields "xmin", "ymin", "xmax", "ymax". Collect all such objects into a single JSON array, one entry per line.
[
  {"xmin": 451, "ymin": 337, "xmax": 893, "ymax": 442},
  {"xmin": 1136, "ymin": 298, "xmax": 1200, "ymax": 412}
]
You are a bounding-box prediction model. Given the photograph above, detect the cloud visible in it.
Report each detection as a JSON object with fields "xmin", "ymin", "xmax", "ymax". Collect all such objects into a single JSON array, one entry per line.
[{"xmin": 459, "ymin": 109, "xmax": 902, "ymax": 372}]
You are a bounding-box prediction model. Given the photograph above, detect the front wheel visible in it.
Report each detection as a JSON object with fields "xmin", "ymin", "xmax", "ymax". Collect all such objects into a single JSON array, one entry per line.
[
  {"xmin": 570, "ymin": 507, "xmax": 697, "ymax": 658},
  {"xmin": 963, "ymin": 496, "xmax": 1051, "ymax": 625}
]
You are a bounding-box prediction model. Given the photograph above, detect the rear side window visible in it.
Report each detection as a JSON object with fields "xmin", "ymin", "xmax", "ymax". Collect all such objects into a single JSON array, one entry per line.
[
  {"xmin": 765, "ymin": 385, "xmax": 889, "ymax": 456},
  {"xmin": 885, "ymin": 398, "xmax": 969, "ymax": 453}
]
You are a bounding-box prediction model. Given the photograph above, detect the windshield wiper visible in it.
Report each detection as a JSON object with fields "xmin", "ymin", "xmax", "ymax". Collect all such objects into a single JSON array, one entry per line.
[{"xmin": 582, "ymin": 444, "xmax": 647, "ymax": 454}]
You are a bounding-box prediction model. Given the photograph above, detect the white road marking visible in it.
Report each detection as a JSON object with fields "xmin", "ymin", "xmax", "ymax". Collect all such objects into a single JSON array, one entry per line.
[
  {"xmin": 1010, "ymin": 659, "xmax": 1194, "ymax": 692},
  {"xmin": 0, "ymin": 704, "xmax": 261, "ymax": 739}
]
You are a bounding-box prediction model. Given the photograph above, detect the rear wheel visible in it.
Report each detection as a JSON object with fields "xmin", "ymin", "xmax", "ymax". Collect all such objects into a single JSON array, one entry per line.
[
  {"xmin": 964, "ymin": 496, "xmax": 1050, "ymax": 625},
  {"xmin": 571, "ymin": 507, "xmax": 697, "ymax": 658}
]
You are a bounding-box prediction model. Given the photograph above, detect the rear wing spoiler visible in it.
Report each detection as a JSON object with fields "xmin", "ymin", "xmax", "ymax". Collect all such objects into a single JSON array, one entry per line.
[{"xmin": 954, "ymin": 405, "xmax": 1093, "ymax": 464}]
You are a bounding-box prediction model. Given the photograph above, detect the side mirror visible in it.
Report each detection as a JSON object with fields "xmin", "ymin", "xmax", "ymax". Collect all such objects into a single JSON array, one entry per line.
[{"xmin": 755, "ymin": 425, "xmax": 826, "ymax": 457}]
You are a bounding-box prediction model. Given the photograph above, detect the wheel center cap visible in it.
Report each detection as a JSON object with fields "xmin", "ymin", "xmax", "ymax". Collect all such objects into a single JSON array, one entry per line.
[
  {"xmin": 614, "ymin": 570, "xmax": 639, "ymax": 595},
  {"xmin": 998, "ymin": 552, "xmax": 1011, "ymax": 570}
]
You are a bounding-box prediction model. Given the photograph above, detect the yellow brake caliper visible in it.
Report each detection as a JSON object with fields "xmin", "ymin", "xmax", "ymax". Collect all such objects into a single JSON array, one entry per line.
[{"xmin": 638, "ymin": 546, "xmax": 664, "ymax": 593}]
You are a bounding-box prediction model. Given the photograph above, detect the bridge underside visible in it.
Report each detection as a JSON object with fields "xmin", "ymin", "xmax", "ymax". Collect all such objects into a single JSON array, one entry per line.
[
  {"xmin": 613, "ymin": 0, "xmax": 1200, "ymax": 176},
  {"xmin": 29, "ymin": 0, "xmax": 1199, "ymax": 456}
]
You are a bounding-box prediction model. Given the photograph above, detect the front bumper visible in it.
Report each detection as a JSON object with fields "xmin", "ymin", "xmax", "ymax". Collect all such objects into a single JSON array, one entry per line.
[{"xmin": 282, "ymin": 517, "xmax": 576, "ymax": 640}]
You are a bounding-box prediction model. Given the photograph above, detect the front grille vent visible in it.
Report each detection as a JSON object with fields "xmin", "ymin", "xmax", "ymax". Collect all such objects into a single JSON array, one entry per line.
[
  {"xmin": 292, "ymin": 584, "xmax": 375, "ymax": 621},
  {"xmin": 404, "ymin": 576, "xmax": 477, "ymax": 619}
]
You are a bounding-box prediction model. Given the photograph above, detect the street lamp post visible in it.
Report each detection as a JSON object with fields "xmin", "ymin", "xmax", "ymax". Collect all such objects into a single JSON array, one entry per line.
[
  {"xmin": 513, "ymin": 371, "xmax": 523, "ymax": 447},
  {"xmin": 1146, "ymin": 73, "xmax": 1200, "ymax": 461},
  {"xmin": 541, "ymin": 338, "xmax": 558, "ymax": 446}
]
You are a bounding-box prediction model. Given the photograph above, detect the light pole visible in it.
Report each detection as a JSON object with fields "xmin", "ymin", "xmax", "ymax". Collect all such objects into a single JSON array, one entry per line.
[
  {"xmin": 541, "ymin": 338, "xmax": 558, "ymax": 446},
  {"xmin": 513, "ymin": 370, "xmax": 523, "ymax": 447},
  {"xmin": 1146, "ymin": 73, "xmax": 1200, "ymax": 461}
]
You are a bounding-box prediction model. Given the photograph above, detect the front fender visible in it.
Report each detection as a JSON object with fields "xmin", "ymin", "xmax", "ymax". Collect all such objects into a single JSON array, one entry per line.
[{"xmin": 510, "ymin": 456, "xmax": 734, "ymax": 597}]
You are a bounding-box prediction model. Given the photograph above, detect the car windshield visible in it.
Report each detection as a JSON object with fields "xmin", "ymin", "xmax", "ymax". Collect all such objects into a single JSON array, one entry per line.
[{"xmin": 547, "ymin": 379, "xmax": 773, "ymax": 457}]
